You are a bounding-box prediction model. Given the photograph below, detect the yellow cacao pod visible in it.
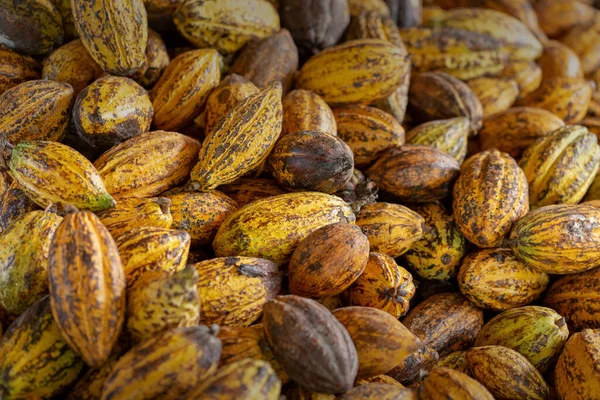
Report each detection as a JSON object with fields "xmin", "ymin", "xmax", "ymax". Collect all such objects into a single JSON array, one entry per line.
[
  {"xmin": 282, "ymin": 89, "xmax": 337, "ymax": 137},
  {"xmin": 68, "ymin": 357, "xmax": 117, "ymax": 400},
  {"xmin": 96, "ymin": 197, "xmax": 173, "ymax": 239},
  {"xmin": 535, "ymin": 0, "xmax": 595, "ymax": 38},
  {"xmin": 0, "ymin": 47, "xmax": 40, "ymax": 95},
  {"xmin": 219, "ymin": 178, "xmax": 287, "ymax": 208},
  {"xmin": 555, "ymin": 329, "xmax": 600, "ymax": 400},
  {"xmin": 0, "ymin": 179, "xmax": 39, "ymax": 233},
  {"xmin": 467, "ymin": 77, "xmax": 519, "ymax": 118},
  {"xmin": 346, "ymin": 12, "xmax": 404, "ymax": 48},
  {"xmin": 405, "ymin": 117, "xmax": 469, "ymax": 163},
  {"xmin": 539, "ymin": 40, "xmax": 584, "ymax": 80},
  {"xmin": 418, "ymin": 367, "xmax": 494, "ymax": 400},
  {"xmin": 130, "ymin": 29, "xmax": 170, "ymax": 89}
]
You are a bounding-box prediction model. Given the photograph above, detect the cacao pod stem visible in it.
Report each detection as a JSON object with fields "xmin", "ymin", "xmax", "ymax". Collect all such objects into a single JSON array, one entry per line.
[
  {"xmin": 350, "ymin": 180, "xmax": 379, "ymax": 214},
  {"xmin": 183, "ymin": 181, "xmax": 202, "ymax": 192},
  {"xmin": 555, "ymin": 317, "xmax": 567, "ymax": 328},
  {"xmin": 155, "ymin": 197, "xmax": 171, "ymax": 215},
  {"xmin": 501, "ymin": 237, "xmax": 518, "ymax": 249},
  {"xmin": 62, "ymin": 204, "xmax": 80, "ymax": 214}
]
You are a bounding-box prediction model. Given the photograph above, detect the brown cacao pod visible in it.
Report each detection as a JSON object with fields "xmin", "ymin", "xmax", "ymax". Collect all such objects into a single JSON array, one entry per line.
[
  {"xmin": 268, "ymin": 130, "xmax": 354, "ymax": 193},
  {"xmin": 539, "ymin": 40, "xmax": 584, "ymax": 80},
  {"xmin": 387, "ymin": 343, "xmax": 439, "ymax": 387},
  {"xmin": 434, "ymin": 351, "xmax": 469, "ymax": 374},
  {"xmin": 48, "ymin": 211, "xmax": 125, "ymax": 367},
  {"xmin": 418, "ymin": 367, "xmax": 494, "ymax": 400},
  {"xmin": 288, "ymin": 223, "xmax": 369, "ymax": 298},
  {"xmin": 68, "ymin": 357, "xmax": 118, "ymax": 400},
  {"xmin": 282, "ymin": 89, "xmax": 337, "ymax": 137},
  {"xmin": 555, "ymin": 329, "xmax": 600, "ymax": 400},
  {"xmin": 130, "ymin": 29, "xmax": 170, "ymax": 89},
  {"xmin": 0, "ymin": 179, "xmax": 39, "ymax": 233},
  {"xmin": 346, "ymin": 11, "xmax": 403, "ymax": 47},
  {"xmin": 340, "ymin": 383, "xmax": 416, "ymax": 400},
  {"xmin": 366, "ymin": 145, "xmax": 460, "ymax": 202},
  {"xmin": 535, "ymin": 0, "xmax": 595, "ymax": 38},
  {"xmin": 219, "ymin": 178, "xmax": 287, "ymax": 208},
  {"xmin": 560, "ymin": 18, "xmax": 600, "ymax": 76},
  {"xmin": 262, "ymin": 295, "xmax": 359, "ymax": 394},
  {"xmin": 403, "ymin": 292, "xmax": 484, "ymax": 356},
  {"xmin": 0, "ymin": 47, "xmax": 40, "ymax": 95}
]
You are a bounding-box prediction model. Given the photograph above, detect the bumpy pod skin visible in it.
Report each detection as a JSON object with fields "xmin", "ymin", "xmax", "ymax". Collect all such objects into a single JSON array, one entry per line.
[
  {"xmin": 386, "ymin": 343, "xmax": 439, "ymax": 387},
  {"xmin": 193, "ymin": 256, "xmax": 281, "ymax": 327},
  {"xmin": 544, "ymin": 267, "xmax": 600, "ymax": 331},
  {"xmin": 429, "ymin": 8, "xmax": 543, "ymax": 61},
  {"xmin": 151, "ymin": 49, "xmax": 222, "ymax": 132},
  {"xmin": 403, "ymin": 292, "xmax": 484, "ymax": 357},
  {"xmin": 218, "ymin": 324, "xmax": 289, "ymax": 384},
  {"xmin": 173, "ymin": 0, "xmax": 280, "ymax": 55},
  {"xmin": 42, "ymin": 39, "xmax": 104, "ymax": 96},
  {"xmin": 399, "ymin": 27, "xmax": 507, "ymax": 80},
  {"xmin": 467, "ymin": 77, "xmax": 519, "ymax": 119},
  {"xmin": 288, "ymin": 223, "xmax": 369, "ymax": 298},
  {"xmin": 130, "ymin": 29, "xmax": 170, "ymax": 89},
  {"xmin": 0, "ymin": 47, "xmax": 40, "ymax": 95},
  {"xmin": 509, "ymin": 204, "xmax": 600, "ymax": 274},
  {"xmin": 345, "ymin": 253, "xmax": 415, "ymax": 318},
  {"xmin": 406, "ymin": 117, "xmax": 469, "ymax": 164},
  {"xmin": 356, "ymin": 202, "xmax": 424, "ymax": 258},
  {"xmin": 340, "ymin": 383, "xmax": 415, "ymax": 400},
  {"xmin": 453, "ymin": 149, "xmax": 529, "ymax": 248},
  {"xmin": 458, "ymin": 249, "xmax": 549, "ymax": 311},
  {"xmin": 116, "ymin": 226, "xmax": 190, "ymax": 287},
  {"xmin": 230, "ymin": 29, "xmax": 298, "ymax": 94},
  {"xmin": 71, "ymin": 0, "xmax": 148, "ymax": 75},
  {"xmin": 295, "ymin": 39, "xmax": 410, "ymax": 106},
  {"xmin": 0, "ymin": 297, "xmax": 84, "ymax": 399},
  {"xmin": 127, "ymin": 265, "xmax": 200, "ymax": 344},
  {"xmin": 213, "ymin": 192, "xmax": 355, "ymax": 265},
  {"xmin": 191, "ymin": 81, "xmax": 283, "ymax": 191},
  {"xmin": 0, "ymin": 179, "xmax": 39, "ymax": 233},
  {"xmin": 479, "ymin": 107, "xmax": 565, "ymax": 158},
  {"xmin": 282, "ymin": 89, "xmax": 337, "ymax": 137},
  {"xmin": 0, "ymin": 0, "xmax": 64, "ymax": 55},
  {"xmin": 68, "ymin": 357, "xmax": 118, "ymax": 400},
  {"xmin": 263, "ymin": 295, "xmax": 359, "ymax": 394},
  {"xmin": 167, "ymin": 190, "xmax": 237, "ymax": 247},
  {"xmin": 366, "ymin": 145, "xmax": 461, "ymax": 203},
  {"xmin": 404, "ymin": 202, "xmax": 467, "ymax": 280},
  {"xmin": 49, "ymin": 211, "xmax": 125, "ymax": 368},
  {"xmin": 333, "ymin": 306, "xmax": 420, "ymax": 380},
  {"xmin": 519, "ymin": 125, "xmax": 600, "ymax": 208},
  {"xmin": 219, "ymin": 178, "xmax": 287, "ymax": 208},
  {"xmin": 204, "ymin": 74, "xmax": 259, "ymax": 137},
  {"xmin": 418, "ymin": 367, "xmax": 494, "ymax": 400},
  {"xmin": 72, "ymin": 76, "xmax": 153, "ymax": 150},
  {"xmin": 0, "ymin": 210, "xmax": 62, "ymax": 315},
  {"xmin": 555, "ymin": 329, "xmax": 600, "ymax": 400},
  {"xmin": 0, "ymin": 79, "xmax": 73, "ymax": 144},
  {"xmin": 466, "ymin": 346, "xmax": 549, "ymax": 400},
  {"xmin": 475, "ymin": 306, "xmax": 568, "ymax": 373},
  {"xmin": 100, "ymin": 326, "xmax": 222, "ymax": 400},
  {"xmin": 333, "ymin": 105, "xmax": 405, "ymax": 167},
  {"xmin": 268, "ymin": 130, "xmax": 354, "ymax": 194},
  {"xmin": 96, "ymin": 197, "xmax": 173, "ymax": 240},
  {"xmin": 8, "ymin": 140, "xmax": 115, "ymax": 211},
  {"xmin": 187, "ymin": 358, "xmax": 282, "ymax": 400},
  {"xmin": 94, "ymin": 130, "xmax": 200, "ymax": 199}
]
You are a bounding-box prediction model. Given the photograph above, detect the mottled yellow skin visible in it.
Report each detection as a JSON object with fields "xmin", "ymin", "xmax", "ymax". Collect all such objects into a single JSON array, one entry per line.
[
  {"xmin": 555, "ymin": 329, "xmax": 600, "ymax": 400},
  {"xmin": 194, "ymin": 256, "xmax": 281, "ymax": 327},
  {"xmin": 434, "ymin": 351, "xmax": 469, "ymax": 374},
  {"xmin": 418, "ymin": 367, "xmax": 494, "ymax": 400},
  {"xmin": 188, "ymin": 358, "xmax": 281, "ymax": 399},
  {"xmin": 407, "ymin": 117, "xmax": 469, "ymax": 164},
  {"xmin": 0, "ymin": 178, "xmax": 39, "ymax": 233},
  {"xmin": 535, "ymin": 0, "xmax": 595, "ymax": 38},
  {"xmin": 560, "ymin": 20, "xmax": 600, "ymax": 76},
  {"xmin": 130, "ymin": 29, "xmax": 170, "ymax": 88},
  {"xmin": 482, "ymin": 0, "xmax": 546, "ymax": 43},
  {"xmin": 0, "ymin": 297, "xmax": 84, "ymax": 399},
  {"xmin": 97, "ymin": 197, "xmax": 173, "ymax": 239},
  {"xmin": 94, "ymin": 130, "xmax": 200, "ymax": 199},
  {"xmin": 498, "ymin": 61, "xmax": 542, "ymax": 99},
  {"xmin": 173, "ymin": 0, "xmax": 280, "ymax": 54},
  {"xmin": 0, "ymin": 79, "xmax": 73, "ymax": 144},
  {"xmin": 68, "ymin": 357, "xmax": 118, "ymax": 400},
  {"xmin": 347, "ymin": 0, "xmax": 390, "ymax": 17},
  {"xmin": 346, "ymin": 12, "xmax": 404, "ymax": 48},
  {"xmin": 213, "ymin": 192, "xmax": 355, "ymax": 265},
  {"xmin": 356, "ymin": 375, "xmax": 406, "ymax": 388},
  {"xmin": 151, "ymin": 49, "xmax": 222, "ymax": 131},
  {"xmin": 340, "ymin": 383, "xmax": 416, "ymax": 400},
  {"xmin": 100, "ymin": 326, "xmax": 222, "ymax": 400},
  {"xmin": 219, "ymin": 178, "xmax": 287, "ymax": 208},
  {"xmin": 282, "ymin": 89, "xmax": 337, "ymax": 137},
  {"xmin": 296, "ymin": 39, "xmax": 410, "ymax": 106},
  {"xmin": 9, "ymin": 141, "xmax": 115, "ymax": 211},
  {"xmin": 539, "ymin": 40, "xmax": 584, "ymax": 80},
  {"xmin": 0, "ymin": 210, "xmax": 62, "ymax": 315},
  {"xmin": 467, "ymin": 77, "xmax": 519, "ymax": 118},
  {"xmin": 71, "ymin": 0, "xmax": 148, "ymax": 75},
  {"xmin": 0, "ymin": 48, "xmax": 40, "ymax": 95}
]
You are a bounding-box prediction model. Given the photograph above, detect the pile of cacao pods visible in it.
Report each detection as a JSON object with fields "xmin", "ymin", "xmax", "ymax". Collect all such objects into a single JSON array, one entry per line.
[{"xmin": 2, "ymin": 0, "xmax": 600, "ymax": 398}]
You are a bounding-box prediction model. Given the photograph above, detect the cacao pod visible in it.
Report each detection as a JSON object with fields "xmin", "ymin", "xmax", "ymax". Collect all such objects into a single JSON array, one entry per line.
[
  {"xmin": 535, "ymin": 0, "xmax": 595, "ymax": 38},
  {"xmin": 0, "ymin": 47, "xmax": 40, "ymax": 95},
  {"xmin": 418, "ymin": 367, "xmax": 493, "ymax": 400},
  {"xmin": 219, "ymin": 178, "xmax": 287, "ymax": 208},
  {"xmin": 130, "ymin": 29, "xmax": 170, "ymax": 89},
  {"xmin": 555, "ymin": 329, "xmax": 600, "ymax": 400},
  {"xmin": 282, "ymin": 89, "xmax": 337, "ymax": 137},
  {"xmin": 0, "ymin": 179, "xmax": 38, "ymax": 232},
  {"xmin": 539, "ymin": 40, "xmax": 584, "ymax": 80},
  {"xmin": 405, "ymin": 117, "xmax": 469, "ymax": 163},
  {"xmin": 340, "ymin": 383, "xmax": 416, "ymax": 400},
  {"xmin": 96, "ymin": 197, "xmax": 172, "ymax": 240},
  {"xmin": 68, "ymin": 357, "xmax": 117, "ymax": 400},
  {"xmin": 498, "ymin": 60, "xmax": 542, "ymax": 100},
  {"xmin": 387, "ymin": 344, "xmax": 439, "ymax": 387},
  {"xmin": 467, "ymin": 77, "xmax": 519, "ymax": 118}
]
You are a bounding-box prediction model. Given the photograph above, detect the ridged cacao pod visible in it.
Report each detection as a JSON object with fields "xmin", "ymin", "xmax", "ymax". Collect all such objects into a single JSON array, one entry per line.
[
  {"xmin": 340, "ymin": 383, "xmax": 416, "ymax": 400},
  {"xmin": 68, "ymin": 357, "xmax": 117, "ymax": 400},
  {"xmin": 346, "ymin": 11, "xmax": 403, "ymax": 47},
  {"xmin": 130, "ymin": 29, "xmax": 170, "ymax": 89},
  {"xmin": 387, "ymin": 343, "xmax": 439, "ymax": 387},
  {"xmin": 458, "ymin": 249, "xmax": 549, "ymax": 311},
  {"xmin": 173, "ymin": 0, "xmax": 280, "ymax": 55},
  {"xmin": 366, "ymin": 145, "xmax": 460, "ymax": 202},
  {"xmin": 219, "ymin": 178, "xmax": 287, "ymax": 208},
  {"xmin": 475, "ymin": 306, "xmax": 568, "ymax": 373},
  {"xmin": 434, "ymin": 351, "xmax": 468, "ymax": 374},
  {"xmin": 480, "ymin": 0, "xmax": 546, "ymax": 43},
  {"xmin": 0, "ymin": 179, "xmax": 38, "ymax": 232},
  {"xmin": 418, "ymin": 367, "xmax": 494, "ymax": 400},
  {"xmin": 0, "ymin": 297, "xmax": 83, "ymax": 399},
  {"xmin": 356, "ymin": 202, "xmax": 424, "ymax": 258},
  {"xmin": 288, "ymin": 223, "xmax": 369, "ymax": 298},
  {"xmin": 345, "ymin": 252, "xmax": 415, "ymax": 318},
  {"xmin": 509, "ymin": 204, "xmax": 600, "ymax": 274},
  {"xmin": 539, "ymin": 40, "xmax": 584, "ymax": 80},
  {"xmin": 453, "ymin": 149, "xmax": 529, "ymax": 247},
  {"xmin": 555, "ymin": 329, "xmax": 600, "ymax": 400},
  {"xmin": 404, "ymin": 202, "xmax": 467, "ymax": 280},
  {"xmin": 72, "ymin": 0, "xmax": 147, "ymax": 75},
  {"xmin": 8, "ymin": 140, "xmax": 115, "ymax": 211},
  {"xmin": 262, "ymin": 295, "xmax": 359, "ymax": 394},
  {"xmin": 403, "ymin": 292, "xmax": 484, "ymax": 356},
  {"xmin": 282, "ymin": 89, "xmax": 337, "ymax": 137},
  {"xmin": 466, "ymin": 346, "xmax": 549, "ymax": 400},
  {"xmin": 498, "ymin": 60, "xmax": 542, "ymax": 100},
  {"xmin": 269, "ymin": 130, "xmax": 354, "ymax": 193},
  {"xmin": 535, "ymin": 0, "xmax": 595, "ymax": 37},
  {"xmin": 479, "ymin": 107, "xmax": 565, "ymax": 158},
  {"xmin": 333, "ymin": 105, "xmax": 405, "ymax": 167},
  {"xmin": 334, "ymin": 306, "xmax": 420, "ymax": 379},
  {"xmin": 405, "ymin": 117, "xmax": 469, "ymax": 163},
  {"xmin": 48, "ymin": 210, "xmax": 125, "ymax": 367},
  {"xmin": 213, "ymin": 192, "xmax": 355, "ymax": 265},
  {"xmin": 100, "ymin": 326, "xmax": 222, "ymax": 400},
  {"xmin": 190, "ymin": 82, "xmax": 282, "ymax": 191},
  {"xmin": 467, "ymin": 77, "xmax": 519, "ymax": 118},
  {"xmin": 94, "ymin": 130, "xmax": 200, "ymax": 199},
  {"xmin": 0, "ymin": 47, "xmax": 40, "ymax": 95},
  {"xmin": 0, "ymin": 79, "xmax": 73, "ymax": 144},
  {"xmin": 194, "ymin": 256, "xmax": 281, "ymax": 327},
  {"xmin": 96, "ymin": 197, "xmax": 172, "ymax": 240}
]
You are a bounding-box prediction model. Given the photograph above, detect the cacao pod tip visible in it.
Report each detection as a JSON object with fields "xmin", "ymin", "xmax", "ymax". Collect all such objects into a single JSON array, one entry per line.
[
  {"xmin": 555, "ymin": 317, "xmax": 567, "ymax": 328},
  {"xmin": 62, "ymin": 203, "xmax": 80, "ymax": 214},
  {"xmin": 44, "ymin": 203, "xmax": 58, "ymax": 214},
  {"xmin": 418, "ymin": 368, "xmax": 430, "ymax": 380},
  {"xmin": 184, "ymin": 180, "xmax": 202, "ymax": 192},
  {"xmin": 155, "ymin": 197, "xmax": 171, "ymax": 214},
  {"xmin": 500, "ymin": 237, "xmax": 517, "ymax": 249}
]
